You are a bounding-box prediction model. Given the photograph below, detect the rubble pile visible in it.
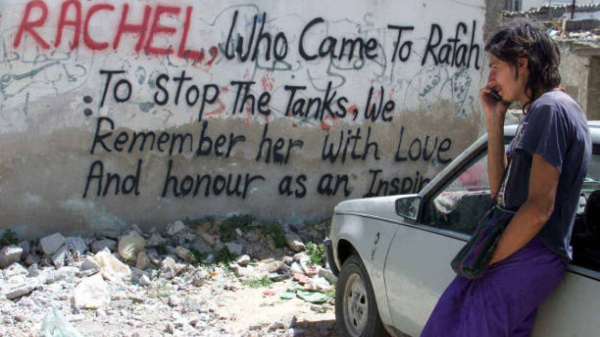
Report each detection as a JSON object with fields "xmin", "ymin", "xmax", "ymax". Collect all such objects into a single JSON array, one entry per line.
[{"xmin": 0, "ymin": 216, "xmax": 338, "ymax": 337}]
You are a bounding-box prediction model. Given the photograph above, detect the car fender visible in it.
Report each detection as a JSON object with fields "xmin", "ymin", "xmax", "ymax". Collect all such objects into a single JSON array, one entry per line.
[{"xmin": 332, "ymin": 210, "xmax": 400, "ymax": 328}]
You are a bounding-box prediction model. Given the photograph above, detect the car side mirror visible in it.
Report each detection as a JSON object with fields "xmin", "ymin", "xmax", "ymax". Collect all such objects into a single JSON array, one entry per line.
[{"xmin": 395, "ymin": 196, "xmax": 421, "ymax": 220}]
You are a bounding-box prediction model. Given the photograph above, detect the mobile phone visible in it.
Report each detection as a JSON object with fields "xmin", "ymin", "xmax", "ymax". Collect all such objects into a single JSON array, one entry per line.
[{"xmin": 486, "ymin": 86, "xmax": 502, "ymax": 102}]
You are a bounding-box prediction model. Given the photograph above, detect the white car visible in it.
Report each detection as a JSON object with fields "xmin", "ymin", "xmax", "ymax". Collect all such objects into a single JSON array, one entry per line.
[{"xmin": 325, "ymin": 122, "xmax": 600, "ymax": 337}]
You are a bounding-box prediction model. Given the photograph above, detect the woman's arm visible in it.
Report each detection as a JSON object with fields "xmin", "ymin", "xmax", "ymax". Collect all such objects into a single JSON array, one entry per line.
[{"xmin": 489, "ymin": 154, "xmax": 559, "ymax": 265}]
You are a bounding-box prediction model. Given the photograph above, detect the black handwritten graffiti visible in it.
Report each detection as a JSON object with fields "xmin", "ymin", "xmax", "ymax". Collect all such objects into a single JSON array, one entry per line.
[{"xmin": 363, "ymin": 169, "xmax": 430, "ymax": 197}]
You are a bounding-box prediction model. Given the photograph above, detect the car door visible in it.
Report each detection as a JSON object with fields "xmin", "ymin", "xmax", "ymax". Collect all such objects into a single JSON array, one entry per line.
[{"xmin": 384, "ymin": 149, "xmax": 492, "ymax": 337}]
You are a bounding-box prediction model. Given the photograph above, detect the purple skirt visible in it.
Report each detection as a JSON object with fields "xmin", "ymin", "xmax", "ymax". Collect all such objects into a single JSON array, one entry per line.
[{"xmin": 420, "ymin": 237, "xmax": 567, "ymax": 337}]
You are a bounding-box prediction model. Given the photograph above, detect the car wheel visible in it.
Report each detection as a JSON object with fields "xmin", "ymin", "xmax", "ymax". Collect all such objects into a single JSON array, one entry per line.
[{"xmin": 335, "ymin": 254, "xmax": 389, "ymax": 337}]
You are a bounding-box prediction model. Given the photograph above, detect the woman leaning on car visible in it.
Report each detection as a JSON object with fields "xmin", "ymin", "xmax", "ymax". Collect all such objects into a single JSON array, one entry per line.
[{"xmin": 420, "ymin": 23, "xmax": 591, "ymax": 337}]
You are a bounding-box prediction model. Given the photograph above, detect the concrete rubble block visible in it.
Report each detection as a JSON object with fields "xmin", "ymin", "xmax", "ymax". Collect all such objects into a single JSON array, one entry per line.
[
  {"xmin": 231, "ymin": 264, "xmax": 257, "ymax": 278},
  {"xmin": 91, "ymin": 239, "xmax": 116, "ymax": 254},
  {"xmin": 43, "ymin": 266, "xmax": 78, "ymax": 285},
  {"xmin": 166, "ymin": 221, "xmax": 186, "ymax": 237},
  {"xmin": 39, "ymin": 233, "xmax": 66, "ymax": 256},
  {"xmin": 146, "ymin": 233, "xmax": 165, "ymax": 248},
  {"xmin": 4, "ymin": 281, "xmax": 42, "ymax": 300},
  {"xmin": 80, "ymin": 256, "xmax": 101, "ymax": 271},
  {"xmin": 72, "ymin": 274, "xmax": 111, "ymax": 309},
  {"xmin": 127, "ymin": 223, "xmax": 145, "ymax": 236},
  {"xmin": 94, "ymin": 249, "xmax": 132, "ymax": 282},
  {"xmin": 284, "ymin": 231, "xmax": 305, "ymax": 253},
  {"xmin": 0, "ymin": 246, "xmax": 24, "ymax": 268},
  {"xmin": 235, "ymin": 255, "xmax": 251, "ymax": 267},
  {"xmin": 99, "ymin": 229, "xmax": 121, "ymax": 240},
  {"xmin": 225, "ymin": 243, "xmax": 242, "ymax": 256},
  {"xmin": 266, "ymin": 260, "xmax": 288, "ymax": 274},
  {"xmin": 138, "ymin": 275, "xmax": 152, "ymax": 286},
  {"xmin": 51, "ymin": 245, "xmax": 69, "ymax": 267},
  {"xmin": 175, "ymin": 246, "xmax": 191, "ymax": 261},
  {"xmin": 135, "ymin": 251, "xmax": 150, "ymax": 270},
  {"xmin": 65, "ymin": 237, "xmax": 87, "ymax": 256},
  {"xmin": 117, "ymin": 235, "xmax": 146, "ymax": 262},
  {"xmin": 160, "ymin": 256, "xmax": 177, "ymax": 272},
  {"xmin": 146, "ymin": 249, "xmax": 160, "ymax": 266}
]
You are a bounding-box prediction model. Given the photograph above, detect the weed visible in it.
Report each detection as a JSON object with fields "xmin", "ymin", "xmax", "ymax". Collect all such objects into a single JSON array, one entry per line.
[
  {"xmin": 184, "ymin": 216, "xmax": 214, "ymax": 230},
  {"xmin": 219, "ymin": 214, "xmax": 255, "ymax": 242},
  {"xmin": 306, "ymin": 242, "xmax": 327, "ymax": 266},
  {"xmin": 258, "ymin": 221, "xmax": 286, "ymax": 249},
  {"xmin": 325, "ymin": 285, "xmax": 336, "ymax": 299},
  {"xmin": 156, "ymin": 244, "xmax": 167, "ymax": 255},
  {"xmin": 0, "ymin": 229, "xmax": 18, "ymax": 247},
  {"xmin": 242, "ymin": 275, "xmax": 273, "ymax": 288},
  {"xmin": 213, "ymin": 246, "xmax": 237, "ymax": 264},
  {"xmin": 188, "ymin": 248, "xmax": 207, "ymax": 266}
]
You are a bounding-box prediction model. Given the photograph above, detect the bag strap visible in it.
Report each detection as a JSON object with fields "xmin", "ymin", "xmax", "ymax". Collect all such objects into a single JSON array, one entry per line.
[{"xmin": 491, "ymin": 153, "xmax": 513, "ymax": 207}]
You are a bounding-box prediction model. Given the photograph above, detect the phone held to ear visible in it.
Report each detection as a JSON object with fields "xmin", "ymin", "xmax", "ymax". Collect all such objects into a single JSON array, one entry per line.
[{"xmin": 486, "ymin": 85, "xmax": 502, "ymax": 102}]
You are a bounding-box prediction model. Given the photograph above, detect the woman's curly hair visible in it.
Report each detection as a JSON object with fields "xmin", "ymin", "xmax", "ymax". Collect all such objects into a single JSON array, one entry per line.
[{"xmin": 485, "ymin": 23, "xmax": 561, "ymax": 111}]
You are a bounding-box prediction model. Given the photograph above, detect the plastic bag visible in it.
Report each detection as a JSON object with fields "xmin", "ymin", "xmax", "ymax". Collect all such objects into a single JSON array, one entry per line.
[{"xmin": 41, "ymin": 309, "xmax": 84, "ymax": 337}]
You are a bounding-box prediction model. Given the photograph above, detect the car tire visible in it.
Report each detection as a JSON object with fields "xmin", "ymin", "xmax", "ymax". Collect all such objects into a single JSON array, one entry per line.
[{"xmin": 335, "ymin": 254, "xmax": 389, "ymax": 337}]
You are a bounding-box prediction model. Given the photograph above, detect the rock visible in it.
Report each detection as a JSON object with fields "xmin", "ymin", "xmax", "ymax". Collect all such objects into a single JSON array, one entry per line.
[
  {"xmin": 43, "ymin": 266, "xmax": 78, "ymax": 285},
  {"xmin": 235, "ymin": 228, "xmax": 243, "ymax": 237},
  {"xmin": 91, "ymin": 239, "xmax": 116, "ymax": 253},
  {"xmin": 138, "ymin": 275, "xmax": 152, "ymax": 286},
  {"xmin": 39, "ymin": 233, "xmax": 66, "ymax": 255},
  {"xmin": 166, "ymin": 221, "xmax": 186, "ymax": 236},
  {"xmin": 146, "ymin": 234, "xmax": 165, "ymax": 248},
  {"xmin": 266, "ymin": 260, "xmax": 288, "ymax": 273},
  {"xmin": 168, "ymin": 296, "xmax": 182, "ymax": 307},
  {"xmin": 27, "ymin": 264, "xmax": 40, "ymax": 278},
  {"xmin": 81, "ymin": 256, "xmax": 101, "ymax": 271},
  {"xmin": 225, "ymin": 243, "xmax": 242, "ymax": 256},
  {"xmin": 65, "ymin": 237, "xmax": 87, "ymax": 256},
  {"xmin": 135, "ymin": 252, "xmax": 150, "ymax": 270},
  {"xmin": 231, "ymin": 264, "xmax": 256, "ymax": 278},
  {"xmin": 100, "ymin": 229, "xmax": 121, "ymax": 240},
  {"xmin": 195, "ymin": 222, "xmax": 213, "ymax": 236},
  {"xmin": 318, "ymin": 268, "xmax": 337, "ymax": 285},
  {"xmin": 191, "ymin": 239, "xmax": 212, "ymax": 254},
  {"xmin": 201, "ymin": 233, "xmax": 215, "ymax": 246},
  {"xmin": 4, "ymin": 263, "xmax": 28, "ymax": 277},
  {"xmin": 24, "ymin": 253, "xmax": 40, "ymax": 266},
  {"xmin": 146, "ymin": 249, "xmax": 160, "ymax": 266},
  {"xmin": 285, "ymin": 231, "xmax": 305, "ymax": 252},
  {"xmin": 160, "ymin": 256, "xmax": 177, "ymax": 272},
  {"xmin": 236, "ymin": 255, "xmax": 251, "ymax": 267},
  {"xmin": 94, "ymin": 250, "xmax": 132, "ymax": 282},
  {"xmin": 4, "ymin": 281, "xmax": 41, "ymax": 300},
  {"xmin": 0, "ymin": 246, "xmax": 23, "ymax": 268},
  {"xmin": 72, "ymin": 274, "xmax": 111, "ymax": 309},
  {"xmin": 127, "ymin": 223, "xmax": 144, "ymax": 236},
  {"xmin": 175, "ymin": 246, "xmax": 191, "ymax": 261},
  {"xmin": 51, "ymin": 245, "xmax": 69, "ymax": 267},
  {"xmin": 117, "ymin": 235, "xmax": 146, "ymax": 262}
]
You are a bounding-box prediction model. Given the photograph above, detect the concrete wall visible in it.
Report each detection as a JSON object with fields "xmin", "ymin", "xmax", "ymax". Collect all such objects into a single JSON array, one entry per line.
[{"xmin": 0, "ymin": 0, "xmax": 496, "ymax": 237}]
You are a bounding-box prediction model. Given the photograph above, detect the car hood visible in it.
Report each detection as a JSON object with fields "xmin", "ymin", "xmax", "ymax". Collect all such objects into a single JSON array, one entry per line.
[{"xmin": 333, "ymin": 194, "xmax": 417, "ymax": 220}]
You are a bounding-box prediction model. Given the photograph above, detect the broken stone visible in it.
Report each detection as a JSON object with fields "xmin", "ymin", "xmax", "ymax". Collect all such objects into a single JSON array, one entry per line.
[
  {"xmin": 168, "ymin": 296, "xmax": 182, "ymax": 307},
  {"xmin": 225, "ymin": 243, "xmax": 242, "ymax": 256},
  {"xmin": 236, "ymin": 255, "xmax": 250, "ymax": 267},
  {"xmin": 91, "ymin": 239, "xmax": 116, "ymax": 254},
  {"xmin": 191, "ymin": 239, "xmax": 212, "ymax": 254},
  {"xmin": 146, "ymin": 233, "xmax": 165, "ymax": 248},
  {"xmin": 4, "ymin": 263, "xmax": 28, "ymax": 278},
  {"xmin": 135, "ymin": 251, "xmax": 150, "ymax": 270},
  {"xmin": 100, "ymin": 229, "xmax": 121, "ymax": 240},
  {"xmin": 94, "ymin": 250, "xmax": 132, "ymax": 282},
  {"xmin": 17, "ymin": 241, "xmax": 30, "ymax": 257},
  {"xmin": 4, "ymin": 281, "xmax": 41, "ymax": 300},
  {"xmin": 175, "ymin": 246, "xmax": 191, "ymax": 261},
  {"xmin": 117, "ymin": 235, "xmax": 146, "ymax": 263},
  {"xmin": 266, "ymin": 260, "xmax": 288, "ymax": 273},
  {"xmin": 318, "ymin": 268, "xmax": 337, "ymax": 285},
  {"xmin": 201, "ymin": 233, "xmax": 215, "ymax": 246},
  {"xmin": 81, "ymin": 256, "xmax": 101, "ymax": 271},
  {"xmin": 166, "ymin": 221, "xmax": 186, "ymax": 236},
  {"xmin": 65, "ymin": 237, "xmax": 87, "ymax": 256},
  {"xmin": 160, "ymin": 256, "xmax": 177, "ymax": 272},
  {"xmin": 24, "ymin": 253, "xmax": 40, "ymax": 266},
  {"xmin": 51, "ymin": 245, "xmax": 69, "ymax": 267},
  {"xmin": 285, "ymin": 231, "xmax": 305, "ymax": 252},
  {"xmin": 127, "ymin": 223, "xmax": 144, "ymax": 236},
  {"xmin": 0, "ymin": 246, "xmax": 23, "ymax": 268},
  {"xmin": 39, "ymin": 233, "xmax": 66, "ymax": 255},
  {"xmin": 146, "ymin": 249, "xmax": 160, "ymax": 266},
  {"xmin": 27, "ymin": 264, "xmax": 39, "ymax": 278},
  {"xmin": 235, "ymin": 228, "xmax": 243, "ymax": 237},
  {"xmin": 72, "ymin": 274, "xmax": 111, "ymax": 309},
  {"xmin": 43, "ymin": 267, "xmax": 78, "ymax": 285},
  {"xmin": 138, "ymin": 275, "xmax": 152, "ymax": 286}
]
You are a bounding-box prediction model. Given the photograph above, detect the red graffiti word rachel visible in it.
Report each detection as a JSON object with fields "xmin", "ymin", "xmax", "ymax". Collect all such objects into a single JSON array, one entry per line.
[{"xmin": 13, "ymin": 0, "xmax": 204, "ymax": 61}]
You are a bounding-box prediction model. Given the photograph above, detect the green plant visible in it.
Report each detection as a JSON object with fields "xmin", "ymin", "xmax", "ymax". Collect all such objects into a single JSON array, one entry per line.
[
  {"xmin": 213, "ymin": 246, "xmax": 237, "ymax": 264},
  {"xmin": 219, "ymin": 214, "xmax": 255, "ymax": 242},
  {"xmin": 258, "ymin": 221, "xmax": 286, "ymax": 249},
  {"xmin": 188, "ymin": 248, "xmax": 207, "ymax": 266},
  {"xmin": 306, "ymin": 242, "xmax": 327, "ymax": 266},
  {"xmin": 242, "ymin": 275, "xmax": 273, "ymax": 288},
  {"xmin": 156, "ymin": 244, "xmax": 167, "ymax": 255},
  {"xmin": 1, "ymin": 229, "xmax": 18, "ymax": 247}
]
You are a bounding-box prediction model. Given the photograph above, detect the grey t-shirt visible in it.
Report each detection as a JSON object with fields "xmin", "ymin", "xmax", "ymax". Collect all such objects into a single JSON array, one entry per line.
[{"xmin": 498, "ymin": 90, "xmax": 591, "ymax": 260}]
